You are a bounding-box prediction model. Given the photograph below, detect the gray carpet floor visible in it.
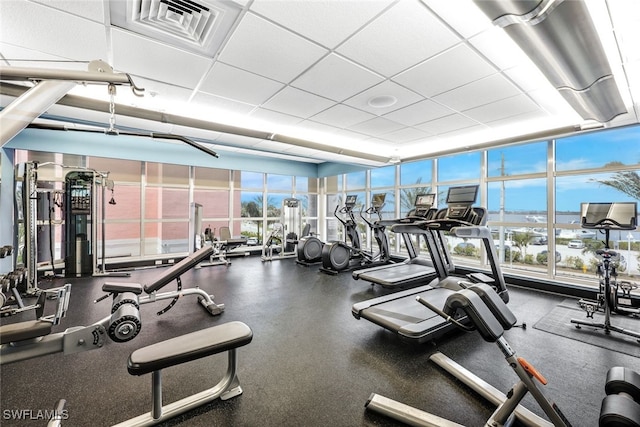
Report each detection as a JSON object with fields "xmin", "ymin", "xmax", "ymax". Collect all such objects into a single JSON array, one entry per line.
[{"xmin": 1, "ymin": 256, "xmax": 639, "ymax": 426}]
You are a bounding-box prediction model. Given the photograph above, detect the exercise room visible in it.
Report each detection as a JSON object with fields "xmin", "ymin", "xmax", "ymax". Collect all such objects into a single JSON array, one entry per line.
[{"xmin": 1, "ymin": 1, "xmax": 639, "ymax": 426}]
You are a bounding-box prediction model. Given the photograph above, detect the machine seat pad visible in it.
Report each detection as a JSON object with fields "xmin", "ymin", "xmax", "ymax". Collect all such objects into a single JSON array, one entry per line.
[
  {"xmin": 0, "ymin": 320, "xmax": 52, "ymax": 345},
  {"xmin": 127, "ymin": 321, "xmax": 253, "ymax": 376},
  {"xmin": 467, "ymin": 284, "xmax": 517, "ymax": 330},
  {"xmin": 102, "ymin": 282, "xmax": 143, "ymax": 295},
  {"xmin": 606, "ymin": 367, "xmax": 640, "ymax": 402},
  {"xmin": 599, "ymin": 394, "xmax": 640, "ymax": 427},
  {"xmin": 444, "ymin": 289, "xmax": 504, "ymax": 342}
]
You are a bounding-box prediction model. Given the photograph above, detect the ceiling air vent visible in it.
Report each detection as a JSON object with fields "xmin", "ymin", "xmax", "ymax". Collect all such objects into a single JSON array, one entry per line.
[{"xmin": 110, "ymin": 0, "xmax": 243, "ymax": 57}]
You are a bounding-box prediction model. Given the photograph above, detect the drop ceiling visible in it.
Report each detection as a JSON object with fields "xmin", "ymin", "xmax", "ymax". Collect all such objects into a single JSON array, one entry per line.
[{"xmin": 1, "ymin": 0, "xmax": 639, "ymax": 168}]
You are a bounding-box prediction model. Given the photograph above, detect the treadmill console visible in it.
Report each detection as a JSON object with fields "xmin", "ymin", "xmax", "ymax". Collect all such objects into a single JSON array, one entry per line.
[
  {"xmin": 413, "ymin": 193, "xmax": 435, "ymax": 218},
  {"xmin": 372, "ymin": 193, "xmax": 386, "ymax": 209},
  {"xmin": 445, "ymin": 185, "xmax": 478, "ymax": 221},
  {"xmin": 345, "ymin": 195, "xmax": 358, "ymax": 210}
]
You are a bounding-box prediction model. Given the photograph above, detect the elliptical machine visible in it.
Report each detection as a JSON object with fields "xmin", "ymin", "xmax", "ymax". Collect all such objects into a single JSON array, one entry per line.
[
  {"xmin": 358, "ymin": 193, "xmax": 391, "ymax": 266},
  {"xmin": 319, "ymin": 195, "xmax": 362, "ymax": 275},
  {"xmin": 296, "ymin": 228, "xmax": 324, "ymax": 266}
]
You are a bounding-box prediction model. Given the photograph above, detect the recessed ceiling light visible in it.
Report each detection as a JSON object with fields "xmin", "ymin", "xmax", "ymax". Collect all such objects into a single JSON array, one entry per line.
[{"xmin": 368, "ymin": 95, "xmax": 397, "ymax": 108}]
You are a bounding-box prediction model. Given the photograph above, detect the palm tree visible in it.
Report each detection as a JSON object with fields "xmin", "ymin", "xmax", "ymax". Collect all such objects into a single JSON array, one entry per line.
[
  {"xmin": 591, "ymin": 162, "xmax": 640, "ymax": 200},
  {"xmin": 512, "ymin": 231, "xmax": 533, "ymax": 258}
]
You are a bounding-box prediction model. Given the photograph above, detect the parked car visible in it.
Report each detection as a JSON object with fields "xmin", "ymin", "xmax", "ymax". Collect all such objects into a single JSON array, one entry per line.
[
  {"xmin": 246, "ymin": 237, "xmax": 258, "ymax": 246},
  {"xmin": 531, "ymin": 236, "xmax": 548, "ymax": 245},
  {"xmin": 537, "ymin": 250, "xmax": 561, "ymax": 263},
  {"xmin": 567, "ymin": 239, "xmax": 585, "ymax": 249}
]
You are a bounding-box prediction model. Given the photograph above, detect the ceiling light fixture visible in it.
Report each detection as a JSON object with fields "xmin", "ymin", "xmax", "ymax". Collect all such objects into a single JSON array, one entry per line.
[
  {"xmin": 473, "ymin": 0, "xmax": 627, "ymax": 123},
  {"xmin": 368, "ymin": 95, "xmax": 398, "ymax": 108}
]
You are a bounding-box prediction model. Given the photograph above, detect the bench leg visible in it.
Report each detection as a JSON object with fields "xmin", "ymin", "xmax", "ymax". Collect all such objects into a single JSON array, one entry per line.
[
  {"xmin": 113, "ymin": 349, "xmax": 243, "ymax": 427},
  {"xmin": 152, "ymin": 371, "xmax": 162, "ymax": 420}
]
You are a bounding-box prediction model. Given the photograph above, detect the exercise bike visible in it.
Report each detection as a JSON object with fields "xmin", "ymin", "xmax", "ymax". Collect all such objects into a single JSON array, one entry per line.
[{"xmin": 571, "ymin": 201, "xmax": 640, "ymax": 342}]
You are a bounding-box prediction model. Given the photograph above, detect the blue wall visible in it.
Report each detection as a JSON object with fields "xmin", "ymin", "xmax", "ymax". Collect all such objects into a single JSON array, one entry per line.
[{"xmin": 6, "ymin": 128, "xmax": 328, "ymax": 176}]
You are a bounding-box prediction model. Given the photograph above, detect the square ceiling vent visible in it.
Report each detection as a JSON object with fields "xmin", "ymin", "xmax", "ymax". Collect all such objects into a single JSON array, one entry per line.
[{"xmin": 109, "ymin": 0, "xmax": 243, "ymax": 57}]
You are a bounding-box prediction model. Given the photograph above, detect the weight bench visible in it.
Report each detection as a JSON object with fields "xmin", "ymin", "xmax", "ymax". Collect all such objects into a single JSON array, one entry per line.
[
  {"xmin": 102, "ymin": 245, "xmax": 224, "ymax": 316},
  {"xmin": 114, "ymin": 321, "xmax": 253, "ymax": 426}
]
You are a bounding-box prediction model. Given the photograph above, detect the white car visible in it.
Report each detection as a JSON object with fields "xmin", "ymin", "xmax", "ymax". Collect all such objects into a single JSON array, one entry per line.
[{"xmin": 567, "ymin": 239, "xmax": 585, "ymax": 249}]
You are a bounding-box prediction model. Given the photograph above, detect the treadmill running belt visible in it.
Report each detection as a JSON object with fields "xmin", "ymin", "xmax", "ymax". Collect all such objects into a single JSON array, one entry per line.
[
  {"xmin": 359, "ymin": 287, "xmax": 459, "ymax": 343},
  {"xmin": 356, "ymin": 263, "xmax": 436, "ymax": 287}
]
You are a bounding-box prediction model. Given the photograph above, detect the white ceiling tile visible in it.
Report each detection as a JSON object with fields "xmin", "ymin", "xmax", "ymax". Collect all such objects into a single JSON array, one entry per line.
[
  {"xmin": 463, "ymin": 94, "xmax": 540, "ymax": 123},
  {"xmin": 291, "ymin": 53, "xmax": 384, "ymax": 102},
  {"xmin": 190, "ymin": 92, "xmax": 256, "ymax": 116},
  {"xmin": 0, "ymin": 0, "xmax": 108, "ymax": 61},
  {"xmin": 343, "ymin": 80, "xmax": 423, "ymax": 116},
  {"xmin": 423, "ymin": 0, "xmax": 492, "ymax": 38},
  {"xmin": 433, "ymin": 73, "xmax": 520, "ymax": 112},
  {"xmin": 309, "ymin": 104, "xmax": 376, "ymax": 128},
  {"xmin": 249, "ymin": 0, "xmax": 393, "ymax": 49},
  {"xmin": 381, "ymin": 127, "xmax": 432, "ymax": 143},
  {"xmin": 111, "ymin": 29, "xmax": 211, "ymax": 89},
  {"xmin": 485, "ymin": 110, "xmax": 549, "ymax": 128},
  {"xmin": 249, "ymin": 108, "xmax": 304, "ymax": 127},
  {"xmin": 30, "ymin": 0, "xmax": 105, "ymax": 22},
  {"xmin": 468, "ymin": 27, "xmax": 531, "ymax": 71},
  {"xmin": 393, "ymin": 44, "xmax": 496, "ymax": 97},
  {"xmin": 295, "ymin": 120, "xmax": 340, "ymax": 135},
  {"xmin": 217, "ymin": 12, "xmax": 328, "ymax": 83},
  {"xmin": 503, "ymin": 65, "xmax": 551, "ymax": 93},
  {"xmin": 383, "ymin": 99, "xmax": 454, "ymax": 126},
  {"xmin": 348, "ymin": 117, "xmax": 406, "ymax": 136},
  {"xmin": 0, "ymin": 43, "xmax": 84, "ymax": 69},
  {"xmin": 337, "ymin": 0, "xmax": 459, "ymax": 77},
  {"xmin": 416, "ymin": 114, "xmax": 480, "ymax": 135},
  {"xmin": 261, "ymin": 86, "xmax": 335, "ymax": 118},
  {"xmin": 200, "ymin": 62, "xmax": 285, "ymax": 105}
]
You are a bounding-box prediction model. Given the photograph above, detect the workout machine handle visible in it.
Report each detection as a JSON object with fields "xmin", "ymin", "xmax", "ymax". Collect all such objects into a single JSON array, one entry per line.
[{"xmin": 416, "ymin": 296, "xmax": 474, "ymax": 332}]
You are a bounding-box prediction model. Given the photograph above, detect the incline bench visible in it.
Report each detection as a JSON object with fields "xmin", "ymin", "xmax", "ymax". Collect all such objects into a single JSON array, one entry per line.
[
  {"xmin": 113, "ymin": 321, "xmax": 253, "ymax": 426},
  {"xmin": 102, "ymin": 245, "xmax": 224, "ymax": 316}
]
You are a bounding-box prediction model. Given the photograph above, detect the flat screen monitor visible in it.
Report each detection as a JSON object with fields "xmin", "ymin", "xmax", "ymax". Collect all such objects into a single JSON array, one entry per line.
[
  {"xmin": 446, "ymin": 185, "xmax": 478, "ymax": 205},
  {"xmin": 345, "ymin": 195, "xmax": 357, "ymax": 206},
  {"xmin": 581, "ymin": 202, "xmax": 637, "ymax": 229},
  {"xmin": 414, "ymin": 193, "xmax": 435, "ymax": 208},
  {"xmin": 372, "ymin": 193, "xmax": 386, "ymax": 207}
]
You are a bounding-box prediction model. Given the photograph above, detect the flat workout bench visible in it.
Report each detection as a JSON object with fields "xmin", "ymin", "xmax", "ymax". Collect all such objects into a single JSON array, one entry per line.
[
  {"xmin": 102, "ymin": 246, "xmax": 224, "ymax": 316},
  {"xmin": 114, "ymin": 321, "xmax": 253, "ymax": 426}
]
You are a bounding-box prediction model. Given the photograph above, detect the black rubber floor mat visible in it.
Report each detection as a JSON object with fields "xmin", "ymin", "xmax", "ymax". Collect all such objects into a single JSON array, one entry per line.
[{"xmin": 533, "ymin": 299, "xmax": 640, "ymax": 357}]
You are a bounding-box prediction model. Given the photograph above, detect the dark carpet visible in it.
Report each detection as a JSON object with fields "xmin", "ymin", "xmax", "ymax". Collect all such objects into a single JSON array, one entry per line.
[
  {"xmin": 1, "ymin": 257, "xmax": 638, "ymax": 427},
  {"xmin": 533, "ymin": 299, "xmax": 640, "ymax": 357}
]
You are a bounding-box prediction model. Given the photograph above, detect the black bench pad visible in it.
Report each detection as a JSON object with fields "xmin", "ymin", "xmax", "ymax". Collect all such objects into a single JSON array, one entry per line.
[
  {"xmin": 127, "ymin": 321, "xmax": 253, "ymax": 376},
  {"xmin": 144, "ymin": 246, "xmax": 214, "ymax": 294},
  {"xmin": 103, "ymin": 282, "xmax": 143, "ymax": 295},
  {"xmin": 0, "ymin": 320, "xmax": 52, "ymax": 345}
]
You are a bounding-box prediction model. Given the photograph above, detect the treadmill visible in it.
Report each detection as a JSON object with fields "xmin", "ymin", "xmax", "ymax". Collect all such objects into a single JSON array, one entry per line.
[
  {"xmin": 352, "ymin": 185, "xmax": 509, "ymax": 344},
  {"xmin": 352, "ymin": 193, "xmax": 442, "ymax": 288}
]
